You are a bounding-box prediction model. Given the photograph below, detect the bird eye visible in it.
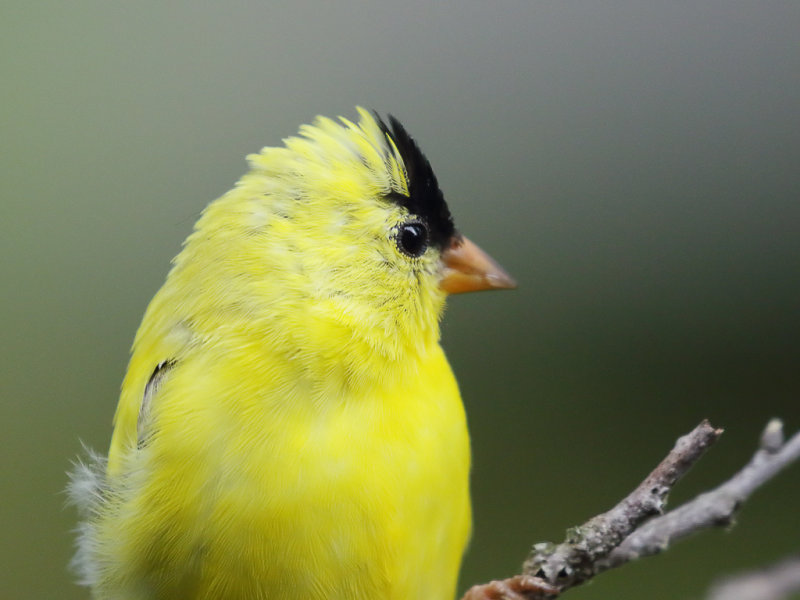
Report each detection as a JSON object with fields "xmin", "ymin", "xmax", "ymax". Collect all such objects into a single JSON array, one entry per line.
[{"xmin": 396, "ymin": 220, "xmax": 429, "ymax": 258}]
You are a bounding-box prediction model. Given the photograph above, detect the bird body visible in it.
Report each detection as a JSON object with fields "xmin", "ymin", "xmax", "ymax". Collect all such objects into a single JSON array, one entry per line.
[{"xmin": 71, "ymin": 109, "xmax": 514, "ymax": 599}]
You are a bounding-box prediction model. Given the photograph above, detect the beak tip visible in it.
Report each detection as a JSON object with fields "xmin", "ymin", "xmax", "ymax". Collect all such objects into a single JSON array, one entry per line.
[
  {"xmin": 499, "ymin": 275, "xmax": 518, "ymax": 290},
  {"xmin": 486, "ymin": 271, "xmax": 517, "ymax": 290}
]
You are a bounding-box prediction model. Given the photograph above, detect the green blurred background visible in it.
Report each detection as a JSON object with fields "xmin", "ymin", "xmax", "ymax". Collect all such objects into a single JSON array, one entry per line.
[{"xmin": 2, "ymin": 2, "xmax": 799, "ymax": 598}]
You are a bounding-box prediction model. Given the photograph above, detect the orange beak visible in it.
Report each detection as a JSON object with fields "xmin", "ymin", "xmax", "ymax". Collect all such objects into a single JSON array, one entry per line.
[{"xmin": 439, "ymin": 235, "xmax": 517, "ymax": 294}]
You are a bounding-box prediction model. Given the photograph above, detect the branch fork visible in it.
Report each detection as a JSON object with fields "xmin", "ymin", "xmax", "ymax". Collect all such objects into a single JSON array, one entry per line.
[{"xmin": 462, "ymin": 419, "xmax": 800, "ymax": 600}]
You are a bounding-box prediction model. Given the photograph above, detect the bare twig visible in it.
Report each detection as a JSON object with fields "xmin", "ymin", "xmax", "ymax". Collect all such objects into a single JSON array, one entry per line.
[
  {"xmin": 461, "ymin": 419, "xmax": 800, "ymax": 600},
  {"xmin": 600, "ymin": 419, "xmax": 800, "ymax": 570},
  {"xmin": 706, "ymin": 555, "xmax": 800, "ymax": 600},
  {"xmin": 523, "ymin": 420, "xmax": 722, "ymax": 588}
]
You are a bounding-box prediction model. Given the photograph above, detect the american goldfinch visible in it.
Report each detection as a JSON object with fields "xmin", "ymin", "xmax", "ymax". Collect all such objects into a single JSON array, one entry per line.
[{"xmin": 70, "ymin": 108, "xmax": 515, "ymax": 600}]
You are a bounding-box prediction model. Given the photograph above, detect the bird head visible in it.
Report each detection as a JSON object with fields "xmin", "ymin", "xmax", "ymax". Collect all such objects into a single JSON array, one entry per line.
[{"xmin": 169, "ymin": 108, "xmax": 514, "ymax": 384}]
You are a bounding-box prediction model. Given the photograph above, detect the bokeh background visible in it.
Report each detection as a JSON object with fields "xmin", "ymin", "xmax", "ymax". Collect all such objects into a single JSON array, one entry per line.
[{"xmin": 2, "ymin": 2, "xmax": 799, "ymax": 598}]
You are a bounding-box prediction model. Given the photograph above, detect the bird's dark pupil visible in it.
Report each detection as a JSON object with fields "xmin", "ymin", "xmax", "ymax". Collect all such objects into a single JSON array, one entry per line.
[{"xmin": 399, "ymin": 222, "xmax": 428, "ymax": 257}]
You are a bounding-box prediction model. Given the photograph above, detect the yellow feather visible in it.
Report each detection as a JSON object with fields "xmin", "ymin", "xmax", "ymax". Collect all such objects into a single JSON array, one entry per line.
[{"xmin": 71, "ymin": 109, "xmax": 472, "ymax": 599}]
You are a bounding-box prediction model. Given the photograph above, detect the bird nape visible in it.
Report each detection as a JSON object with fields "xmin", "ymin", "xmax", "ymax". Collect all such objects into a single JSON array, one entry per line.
[{"xmin": 69, "ymin": 107, "xmax": 515, "ymax": 600}]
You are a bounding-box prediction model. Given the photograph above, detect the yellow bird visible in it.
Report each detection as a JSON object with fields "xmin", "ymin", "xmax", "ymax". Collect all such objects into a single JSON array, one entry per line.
[{"xmin": 70, "ymin": 108, "xmax": 515, "ymax": 600}]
